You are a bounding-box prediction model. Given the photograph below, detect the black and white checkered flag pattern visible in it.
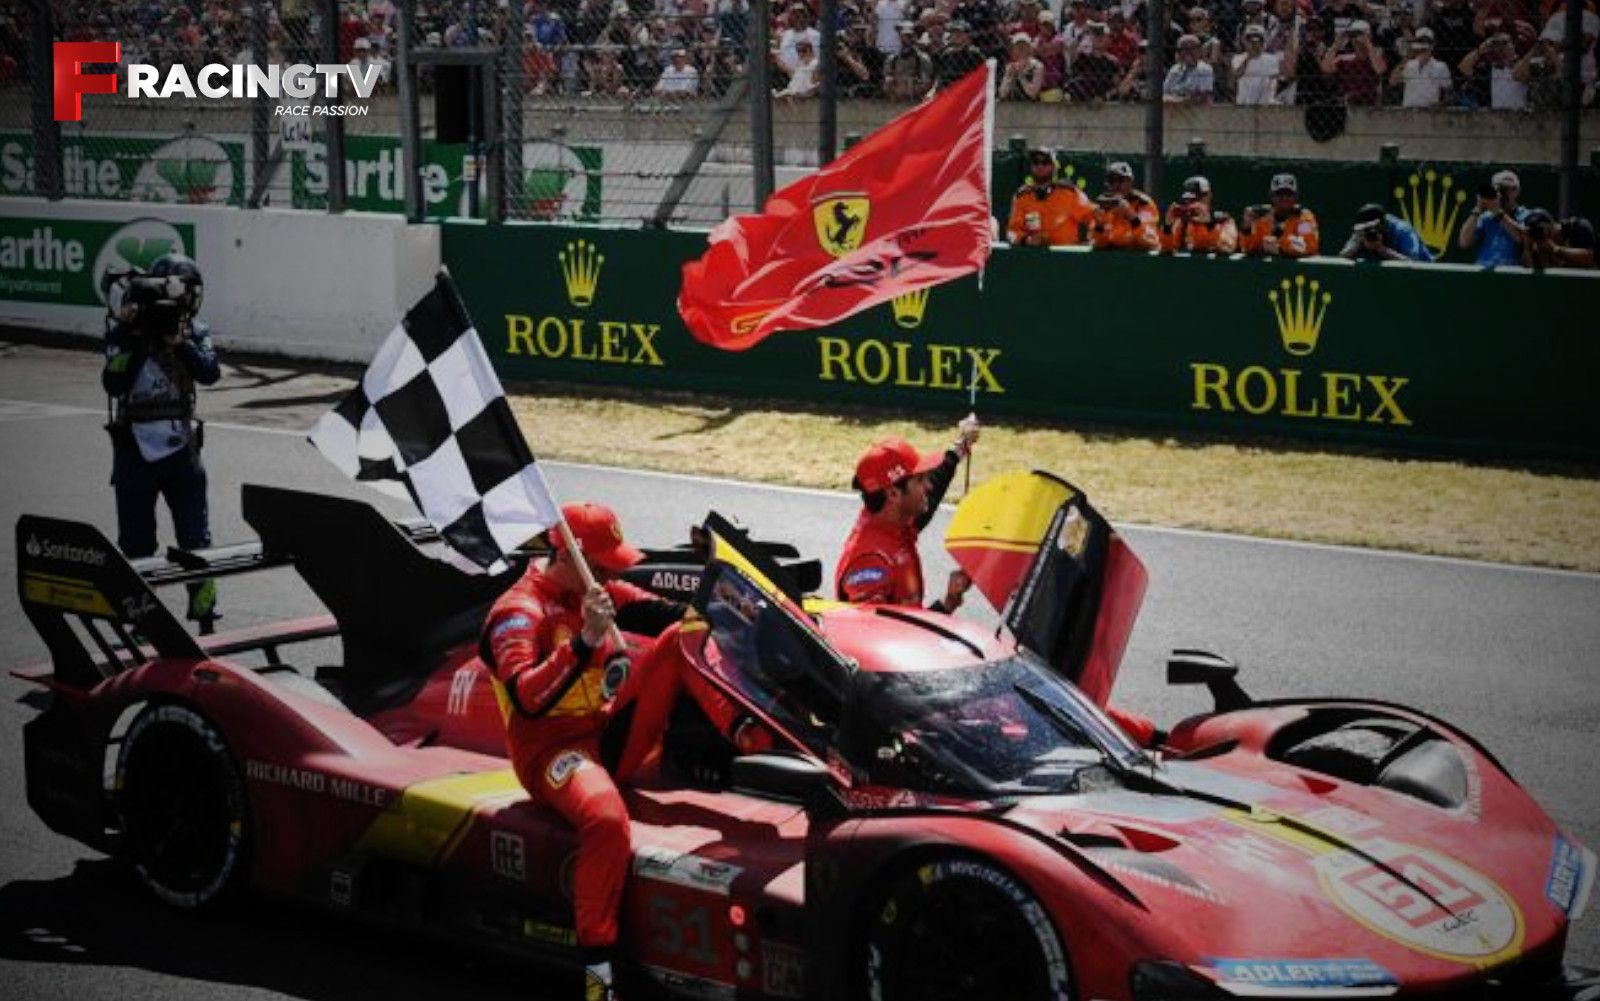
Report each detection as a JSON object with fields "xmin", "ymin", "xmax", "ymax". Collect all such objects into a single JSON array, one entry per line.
[{"xmin": 310, "ymin": 272, "xmax": 559, "ymax": 573}]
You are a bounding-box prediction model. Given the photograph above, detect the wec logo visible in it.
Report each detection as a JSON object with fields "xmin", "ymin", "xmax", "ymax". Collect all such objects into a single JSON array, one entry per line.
[{"xmin": 53, "ymin": 42, "xmax": 379, "ymax": 123}]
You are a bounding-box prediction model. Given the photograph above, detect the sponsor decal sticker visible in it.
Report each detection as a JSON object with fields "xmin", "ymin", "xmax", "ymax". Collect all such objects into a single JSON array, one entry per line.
[
  {"xmin": 1208, "ymin": 957, "xmax": 1397, "ymax": 992},
  {"xmin": 761, "ymin": 941, "xmax": 805, "ymax": 1000},
  {"xmin": 843, "ymin": 566, "xmax": 888, "ymax": 587},
  {"xmin": 633, "ymin": 846, "xmax": 743, "ymax": 896},
  {"xmin": 1316, "ymin": 839, "xmax": 1523, "ymax": 964},
  {"xmin": 490, "ymin": 613, "xmax": 533, "ymax": 641},
  {"xmin": 491, "ymin": 829, "xmax": 527, "ymax": 881},
  {"xmin": 546, "ymin": 750, "xmax": 590, "ymax": 789},
  {"xmin": 1546, "ymin": 834, "xmax": 1596, "ymax": 919}
]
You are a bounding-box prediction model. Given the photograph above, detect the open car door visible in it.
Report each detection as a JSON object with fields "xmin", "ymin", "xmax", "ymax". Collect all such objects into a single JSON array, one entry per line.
[
  {"xmin": 944, "ymin": 471, "xmax": 1147, "ymax": 707},
  {"xmin": 678, "ymin": 517, "xmax": 857, "ymax": 785}
]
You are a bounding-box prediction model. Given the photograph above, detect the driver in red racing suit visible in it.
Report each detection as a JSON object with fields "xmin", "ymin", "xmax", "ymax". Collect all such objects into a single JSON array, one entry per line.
[
  {"xmin": 480, "ymin": 503, "xmax": 759, "ymax": 1001},
  {"xmin": 836, "ymin": 434, "xmax": 1164, "ymax": 748}
]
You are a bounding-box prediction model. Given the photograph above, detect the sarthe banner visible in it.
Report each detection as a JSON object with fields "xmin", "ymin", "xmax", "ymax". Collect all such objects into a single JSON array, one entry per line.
[{"xmin": 678, "ymin": 62, "xmax": 995, "ymax": 351}]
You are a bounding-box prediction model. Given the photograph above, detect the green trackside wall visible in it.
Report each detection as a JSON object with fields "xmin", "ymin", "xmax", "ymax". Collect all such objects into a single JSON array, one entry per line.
[{"xmin": 444, "ymin": 222, "xmax": 1600, "ymax": 462}]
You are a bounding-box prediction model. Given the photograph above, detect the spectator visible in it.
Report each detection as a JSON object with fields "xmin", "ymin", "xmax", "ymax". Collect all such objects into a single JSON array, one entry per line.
[
  {"xmin": 654, "ymin": 47, "xmax": 700, "ymax": 94},
  {"xmin": 584, "ymin": 47, "xmax": 631, "ymax": 95},
  {"xmin": 1522, "ymin": 213, "xmax": 1596, "ymax": 268},
  {"xmin": 1430, "ymin": 0, "xmax": 1479, "ymax": 73},
  {"xmin": 1321, "ymin": 19, "xmax": 1386, "ymax": 105},
  {"xmin": 1285, "ymin": 17, "xmax": 1337, "ymax": 105},
  {"xmin": 1036, "ymin": 12, "xmax": 1069, "ymax": 99},
  {"xmin": 1066, "ymin": 22, "xmax": 1123, "ymax": 100},
  {"xmin": 1517, "ymin": 30, "xmax": 1595, "ymax": 108},
  {"xmin": 1113, "ymin": 38, "xmax": 1151, "ymax": 101},
  {"xmin": 1164, "ymin": 33, "xmax": 1216, "ymax": 102},
  {"xmin": 836, "ymin": 18, "xmax": 882, "ymax": 97},
  {"xmin": 1104, "ymin": 10, "xmax": 1141, "ymax": 68},
  {"xmin": 1063, "ymin": 0, "xmax": 1096, "ymax": 60},
  {"xmin": 1459, "ymin": 31, "xmax": 1529, "ymax": 108},
  {"xmin": 1007, "ymin": 148, "xmax": 1096, "ymax": 247},
  {"xmin": 1458, "ymin": 169, "xmax": 1530, "ymax": 267},
  {"xmin": 775, "ymin": 38, "xmax": 821, "ymax": 97},
  {"xmin": 885, "ymin": 22, "xmax": 933, "ymax": 98},
  {"xmin": 1161, "ymin": 175, "xmax": 1239, "ymax": 253},
  {"xmin": 1266, "ymin": 0, "xmax": 1303, "ymax": 54},
  {"xmin": 776, "ymin": 4, "xmax": 821, "ymax": 74},
  {"xmin": 933, "ymin": 19, "xmax": 986, "ymax": 88},
  {"xmin": 1341, "ymin": 203, "xmax": 1433, "ymax": 262},
  {"xmin": 1240, "ymin": 173, "xmax": 1321, "ymax": 257},
  {"xmin": 875, "ymin": 0, "xmax": 908, "ymax": 55},
  {"xmin": 1000, "ymin": 33, "xmax": 1047, "ymax": 99},
  {"xmin": 1186, "ymin": 6, "xmax": 1231, "ymax": 99},
  {"xmin": 1091, "ymin": 160, "xmax": 1161, "ymax": 251},
  {"xmin": 1236, "ymin": 0, "xmax": 1281, "ymax": 52},
  {"xmin": 1234, "ymin": 23, "xmax": 1287, "ymax": 104},
  {"xmin": 1391, "ymin": 27, "xmax": 1452, "ymax": 106},
  {"xmin": 1006, "ymin": 0, "xmax": 1046, "ymax": 40}
]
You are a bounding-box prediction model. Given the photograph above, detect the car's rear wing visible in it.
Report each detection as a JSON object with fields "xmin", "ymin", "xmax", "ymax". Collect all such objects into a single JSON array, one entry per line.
[{"xmin": 17, "ymin": 514, "xmax": 204, "ymax": 687}]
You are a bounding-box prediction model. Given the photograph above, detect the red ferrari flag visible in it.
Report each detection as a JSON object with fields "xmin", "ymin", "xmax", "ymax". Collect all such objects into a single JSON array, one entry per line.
[{"xmin": 678, "ymin": 62, "xmax": 995, "ymax": 351}]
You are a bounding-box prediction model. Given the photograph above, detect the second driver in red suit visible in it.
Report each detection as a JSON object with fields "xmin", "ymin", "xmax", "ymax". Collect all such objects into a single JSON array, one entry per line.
[{"xmin": 480, "ymin": 502, "xmax": 761, "ymax": 1001}]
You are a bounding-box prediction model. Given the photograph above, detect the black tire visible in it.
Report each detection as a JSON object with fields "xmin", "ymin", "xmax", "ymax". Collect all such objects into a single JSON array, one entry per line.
[
  {"xmin": 115, "ymin": 703, "xmax": 250, "ymax": 909},
  {"xmin": 863, "ymin": 856, "xmax": 1072, "ymax": 1001}
]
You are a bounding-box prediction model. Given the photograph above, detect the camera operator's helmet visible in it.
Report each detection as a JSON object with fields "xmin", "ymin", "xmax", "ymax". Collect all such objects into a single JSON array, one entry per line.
[
  {"xmin": 1181, "ymin": 175, "xmax": 1211, "ymax": 199},
  {"xmin": 148, "ymin": 253, "xmax": 204, "ymax": 316},
  {"xmin": 1027, "ymin": 147, "xmax": 1057, "ymax": 170},
  {"xmin": 1271, "ymin": 173, "xmax": 1298, "ymax": 195}
]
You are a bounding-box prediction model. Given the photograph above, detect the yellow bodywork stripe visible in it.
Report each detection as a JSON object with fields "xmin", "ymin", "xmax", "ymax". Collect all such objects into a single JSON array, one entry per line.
[
  {"xmin": 356, "ymin": 769, "xmax": 526, "ymax": 866},
  {"xmin": 944, "ymin": 471, "xmax": 1074, "ymax": 555}
]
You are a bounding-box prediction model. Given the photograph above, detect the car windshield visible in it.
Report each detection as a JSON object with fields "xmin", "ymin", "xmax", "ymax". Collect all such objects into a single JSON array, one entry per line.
[{"xmin": 836, "ymin": 656, "xmax": 1142, "ymax": 796}]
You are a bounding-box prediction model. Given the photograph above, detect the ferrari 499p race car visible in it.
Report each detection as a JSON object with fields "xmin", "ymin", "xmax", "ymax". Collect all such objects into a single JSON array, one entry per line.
[{"xmin": 14, "ymin": 472, "xmax": 1599, "ymax": 1001}]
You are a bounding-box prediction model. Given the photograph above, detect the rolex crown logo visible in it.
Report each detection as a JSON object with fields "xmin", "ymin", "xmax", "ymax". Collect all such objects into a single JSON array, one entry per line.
[
  {"xmin": 1394, "ymin": 169, "xmax": 1466, "ymax": 261},
  {"xmin": 890, "ymin": 288, "xmax": 930, "ymax": 329},
  {"xmin": 1268, "ymin": 275, "xmax": 1331, "ymax": 356},
  {"xmin": 558, "ymin": 239, "xmax": 603, "ymax": 308}
]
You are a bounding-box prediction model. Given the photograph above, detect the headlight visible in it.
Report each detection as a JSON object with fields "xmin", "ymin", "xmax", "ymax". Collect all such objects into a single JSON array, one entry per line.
[{"xmin": 1130, "ymin": 961, "xmax": 1227, "ymax": 1000}]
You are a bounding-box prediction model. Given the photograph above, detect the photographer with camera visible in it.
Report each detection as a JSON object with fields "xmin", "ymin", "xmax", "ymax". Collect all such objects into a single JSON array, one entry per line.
[
  {"xmin": 1521, "ymin": 210, "xmax": 1598, "ymax": 269},
  {"xmin": 1161, "ymin": 175, "xmax": 1239, "ymax": 254},
  {"xmin": 1339, "ymin": 203, "xmax": 1433, "ymax": 262},
  {"xmin": 1091, "ymin": 160, "xmax": 1160, "ymax": 252},
  {"xmin": 1006, "ymin": 147, "xmax": 1096, "ymax": 247},
  {"xmin": 1458, "ymin": 169, "xmax": 1529, "ymax": 268},
  {"xmin": 101, "ymin": 253, "xmax": 222, "ymax": 631},
  {"xmin": 1240, "ymin": 173, "xmax": 1321, "ymax": 258}
]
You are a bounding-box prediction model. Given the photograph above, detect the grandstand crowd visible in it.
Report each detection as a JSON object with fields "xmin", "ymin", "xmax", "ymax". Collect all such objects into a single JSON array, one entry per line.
[{"xmin": 6, "ymin": 0, "xmax": 1594, "ymax": 107}]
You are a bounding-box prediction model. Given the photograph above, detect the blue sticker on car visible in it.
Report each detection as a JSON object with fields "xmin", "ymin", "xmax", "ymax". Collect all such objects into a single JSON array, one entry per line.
[
  {"xmin": 1208, "ymin": 958, "xmax": 1397, "ymax": 992},
  {"xmin": 1547, "ymin": 833, "xmax": 1591, "ymax": 917}
]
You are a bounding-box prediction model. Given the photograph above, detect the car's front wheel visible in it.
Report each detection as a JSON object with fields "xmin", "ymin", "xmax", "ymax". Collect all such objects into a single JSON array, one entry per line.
[
  {"xmin": 114, "ymin": 703, "xmax": 250, "ymax": 909},
  {"xmin": 863, "ymin": 855, "xmax": 1072, "ymax": 1001}
]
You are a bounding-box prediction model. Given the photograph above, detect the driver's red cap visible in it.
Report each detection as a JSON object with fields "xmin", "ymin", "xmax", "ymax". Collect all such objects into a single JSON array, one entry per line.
[
  {"xmin": 552, "ymin": 502, "xmax": 644, "ymax": 573},
  {"xmin": 854, "ymin": 436, "xmax": 943, "ymax": 493}
]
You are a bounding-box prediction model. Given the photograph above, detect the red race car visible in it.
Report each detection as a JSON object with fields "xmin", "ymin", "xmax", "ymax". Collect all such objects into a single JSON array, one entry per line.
[{"xmin": 15, "ymin": 475, "xmax": 1599, "ymax": 1001}]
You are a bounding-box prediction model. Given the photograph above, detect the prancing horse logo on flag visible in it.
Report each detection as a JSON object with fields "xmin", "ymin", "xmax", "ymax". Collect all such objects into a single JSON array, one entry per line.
[{"xmin": 813, "ymin": 194, "xmax": 870, "ymax": 257}]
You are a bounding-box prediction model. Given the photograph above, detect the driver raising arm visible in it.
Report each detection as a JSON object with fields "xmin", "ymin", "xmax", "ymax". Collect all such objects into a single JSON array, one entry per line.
[
  {"xmin": 480, "ymin": 503, "xmax": 755, "ymax": 1001},
  {"xmin": 836, "ymin": 419, "xmax": 980, "ymax": 612}
]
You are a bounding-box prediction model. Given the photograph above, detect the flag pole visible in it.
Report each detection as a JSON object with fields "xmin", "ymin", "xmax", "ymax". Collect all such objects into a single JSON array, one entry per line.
[
  {"xmin": 529, "ymin": 464, "xmax": 628, "ymax": 650},
  {"xmin": 963, "ymin": 352, "xmax": 978, "ymax": 497},
  {"xmin": 965, "ymin": 62, "xmax": 994, "ymax": 496}
]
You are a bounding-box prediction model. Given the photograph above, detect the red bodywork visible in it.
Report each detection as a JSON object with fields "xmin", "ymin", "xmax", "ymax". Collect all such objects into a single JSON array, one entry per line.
[{"xmin": 17, "ymin": 493, "xmax": 1594, "ymax": 1001}]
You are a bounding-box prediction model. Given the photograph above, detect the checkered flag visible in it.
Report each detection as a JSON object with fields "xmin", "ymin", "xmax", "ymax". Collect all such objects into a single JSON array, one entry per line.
[{"xmin": 310, "ymin": 271, "xmax": 559, "ymax": 573}]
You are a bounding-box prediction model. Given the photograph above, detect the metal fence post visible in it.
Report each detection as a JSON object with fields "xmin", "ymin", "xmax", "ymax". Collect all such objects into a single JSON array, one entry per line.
[
  {"xmin": 819, "ymin": 0, "xmax": 837, "ymax": 166},
  {"xmin": 1143, "ymin": 0, "xmax": 1166, "ymax": 199},
  {"xmin": 28, "ymin": 0, "xmax": 62, "ymax": 200},
  {"xmin": 751, "ymin": 0, "xmax": 775, "ymax": 208},
  {"xmin": 248, "ymin": 1, "xmax": 269, "ymax": 208},
  {"xmin": 322, "ymin": 0, "xmax": 346, "ymax": 213},
  {"xmin": 502, "ymin": 26, "xmax": 523, "ymax": 222},
  {"xmin": 398, "ymin": 0, "xmax": 424, "ymax": 223},
  {"xmin": 1559, "ymin": 0, "xmax": 1582, "ymax": 218}
]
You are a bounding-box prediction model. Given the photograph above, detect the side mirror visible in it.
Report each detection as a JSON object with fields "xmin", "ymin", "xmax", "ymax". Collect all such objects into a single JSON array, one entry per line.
[
  {"xmin": 731, "ymin": 753, "xmax": 842, "ymax": 816},
  {"xmin": 1166, "ymin": 648, "xmax": 1253, "ymax": 713}
]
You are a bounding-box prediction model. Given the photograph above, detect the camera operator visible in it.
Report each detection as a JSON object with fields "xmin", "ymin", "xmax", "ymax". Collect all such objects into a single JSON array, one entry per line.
[
  {"xmin": 1240, "ymin": 173, "xmax": 1321, "ymax": 258},
  {"xmin": 1458, "ymin": 169, "xmax": 1530, "ymax": 268},
  {"xmin": 1160, "ymin": 175, "xmax": 1238, "ymax": 254},
  {"xmin": 1521, "ymin": 210, "xmax": 1598, "ymax": 269},
  {"xmin": 1006, "ymin": 147, "xmax": 1095, "ymax": 247},
  {"xmin": 1339, "ymin": 203, "xmax": 1433, "ymax": 262},
  {"xmin": 1090, "ymin": 160, "xmax": 1160, "ymax": 251},
  {"xmin": 101, "ymin": 253, "xmax": 223, "ymax": 631}
]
